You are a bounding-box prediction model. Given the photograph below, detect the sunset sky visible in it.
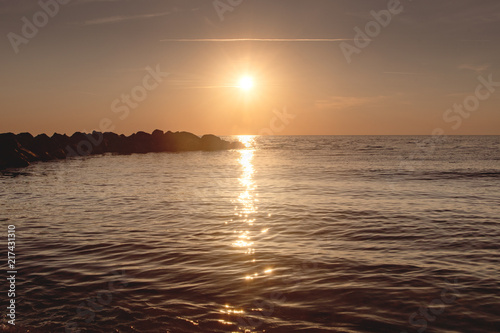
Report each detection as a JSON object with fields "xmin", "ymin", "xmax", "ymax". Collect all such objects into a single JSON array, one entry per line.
[{"xmin": 1, "ymin": 0, "xmax": 499, "ymax": 135}]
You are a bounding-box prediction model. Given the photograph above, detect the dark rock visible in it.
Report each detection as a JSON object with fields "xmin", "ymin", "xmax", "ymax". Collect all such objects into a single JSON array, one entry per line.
[
  {"xmin": 86, "ymin": 131, "xmax": 105, "ymax": 155},
  {"xmin": 151, "ymin": 129, "xmax": 164, "ymax": 152},
  {"xmin": 51, "ymin": 133, "xmax": 70, "ymax": 147},
  {"xmin": 230, "ymin": 141, "xmax": 245, "ymax": 149},
  {"xmin": 152, "ymin": 129, "xmax": 164, "ymax": 137},
  {"xmin": 170, "ymin": 131, "xmax": 201, "ymax": 151},
  {"xmin": 51, "ymin": 133, "xmax": 71, "ymax": 158},
  {"xmin": 201, "ymin": 134, "xmax": 229, "ymax": 151},
  {"xmin": 0, "ymin": 130, "xmax": 242, "ymax": 170},
  {"xmin": 0, "ymin": 133, "xmax": 33, "ymax": 168},
  {"xmin": 32, "ymin": 133, "xmax": 66, "ymax": 160},
  {"xmin": 17, "ymin": 132, "xmax": 34, "ymax": 147},
  {"xmin": 70, "ymin": 132, "xmax": 87, "ymax": 143},
  {"xmin": 131, "ymin": 131, "xmax": 153, "ymax": 154},
  {"xmin": 117, "ymin": 134, "xmax": 131, "ymax": 155},
  {"xmin": 103, "ymin": 132, "xmax": 121, "ymax": 153}
]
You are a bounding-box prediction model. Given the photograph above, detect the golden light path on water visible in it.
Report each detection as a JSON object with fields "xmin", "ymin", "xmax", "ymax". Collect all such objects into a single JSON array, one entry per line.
[
  {"xmin": 219, "ymin": 135, "xmax": 274, "ymax": 323},
  {"xmin": 233, "ymin": 136, "xmax": 258, "ymax": 267},
  {"xmin": 235, "ymin": 136, "xmax": 274, "ymax": 276}
]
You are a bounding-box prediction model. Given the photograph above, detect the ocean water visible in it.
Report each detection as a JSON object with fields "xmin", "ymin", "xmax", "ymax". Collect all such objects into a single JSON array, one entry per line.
[{"xmin": 1, "ymin": 135, "xmax": 499, "ymax": 333}]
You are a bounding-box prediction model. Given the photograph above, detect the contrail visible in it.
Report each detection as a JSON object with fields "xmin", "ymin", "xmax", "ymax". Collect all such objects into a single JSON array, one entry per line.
[
  {"xmin": 160, "ymin": 38, "xmax": 350, "ymax": 42},
  {"xmin": 383, "ymin": 72, "xmax": 422, "ymax": 75}
]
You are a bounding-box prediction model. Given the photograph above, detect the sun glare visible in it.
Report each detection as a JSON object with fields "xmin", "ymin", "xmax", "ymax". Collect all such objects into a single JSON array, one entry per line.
[{"xmin": 238, "ymin": 76, "xmax": 254, "ymax": 91}]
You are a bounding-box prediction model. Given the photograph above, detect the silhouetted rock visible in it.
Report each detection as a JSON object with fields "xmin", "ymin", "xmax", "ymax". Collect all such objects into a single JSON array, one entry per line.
[
  {"xmin": 0, "ymin": 130, "xmax": 243, "ymax": 170},
  {"xmin": 51, "ymin": 133, "xmax": 70, "ymax": 150},
  {"xmin": 31, "ymin": 133, "xmax": 67, "ymax": 160},
  {"xmin": 151, "ymin": 129, "xmax": 164, "ymax": 152},
  {"xmin": 129, "ymin": 131, "xmax": 153, "ymax": 154},
  {"xmin": 16, "ymin": 132, "xmax": 34, "ymax": 148},
  {"xmin": 87, "ymin": 131, "xmax": 105, "ymax": 155},
  {"xmin": 99, "ymin": 132, "xmax": 116, "ymax": 154},
  {"xmin": 70, "ymin": 132, "xmax": 87, "ymax": 143},
  {"xmin": 200, "ymin": 134, "xmax": 225, "ymax": 150},
  {"xmin": 0, "ymin": 133, "xmax": 36, "ymax": 169},
  {"xmin": 152, "ymin": 129, "xmax": 164, "ymax": 137},
  {"xmin": 170, "ymin": 131, "xmax": 202, "ymax": 151}
]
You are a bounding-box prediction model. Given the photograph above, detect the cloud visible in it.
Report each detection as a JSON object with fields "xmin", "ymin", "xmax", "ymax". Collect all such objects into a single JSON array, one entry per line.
[
  {"xmin": 80, "ymin": 10, "xmax": 170, "ymax": 25},
  {"xmin": 458, "ymin": 63, "xmax": 490, "ymax": 73},
  {"xmin": 383, "ymin": 72, "xmax": 422, "ymax": 75},
  {"xmin": 315, "ymin": 96, "xmax": 389, "ymax": 110},
  {"xmin": 0, "ymin": 0, "xmax": 41, "ymax": 14},
  {"xmin": 75, "ymin": 0, "xmax": 121, "ymax": 3}
]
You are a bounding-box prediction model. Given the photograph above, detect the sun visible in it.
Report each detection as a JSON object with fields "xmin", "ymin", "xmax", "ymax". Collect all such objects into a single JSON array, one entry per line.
[{"xmin": 238, "ymin": 76, "xmax": 254, "ymax": 91}]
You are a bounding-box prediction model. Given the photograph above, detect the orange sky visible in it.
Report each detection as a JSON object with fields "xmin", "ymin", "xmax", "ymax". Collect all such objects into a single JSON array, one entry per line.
[{"xmin": 1, "ymin": 0, "xmax": 499, "ymax": 135}]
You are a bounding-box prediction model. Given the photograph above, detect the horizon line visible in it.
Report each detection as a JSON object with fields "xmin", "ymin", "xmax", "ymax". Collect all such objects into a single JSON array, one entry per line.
[
  {"xmin": 160, "ymin": 38, "xmax": 351, "ymax": 42},
  {"xmin": 4, "ymin": 131, "xmax": 499, "ymax": 137}
]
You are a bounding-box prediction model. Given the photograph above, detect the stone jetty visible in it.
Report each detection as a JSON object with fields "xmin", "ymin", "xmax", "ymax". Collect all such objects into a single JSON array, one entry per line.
[{"xmin": 0, "ymin": 130, "xmax": 244, "ymax": 170}]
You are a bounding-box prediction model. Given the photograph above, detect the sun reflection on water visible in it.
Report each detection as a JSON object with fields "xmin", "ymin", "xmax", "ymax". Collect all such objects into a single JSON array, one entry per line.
[
  {"xmin": 237, "ymin": 150, "xmax": 257, "ymax": 217},
  {"xmin": 228, "ymin": 136, "xmax": 265, "ymax": 282},
  {"xmin": 237, "ymin": 135, "xmax": 256, "ymax": 148},
  {"xmin": 221, "ymin": 135, "xmax": 276, "ymax": 325},
  {"xmin": 232, "ymin": 136, "xmax": 258, "ymax": 254}
]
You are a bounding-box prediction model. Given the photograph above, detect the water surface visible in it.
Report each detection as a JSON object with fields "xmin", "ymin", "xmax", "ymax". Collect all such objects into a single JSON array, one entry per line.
[{"xmin": 1, "ymin": 136, "xmax": 499, "ymax": 333}]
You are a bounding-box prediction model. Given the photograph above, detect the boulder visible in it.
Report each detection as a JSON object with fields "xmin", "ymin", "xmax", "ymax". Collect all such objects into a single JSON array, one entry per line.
[
  {"xmin": 201, "ymin": 134, "xmax": 229, "ymax": 151},
  {"xmin": 151, "ymin": 129, "xmax": 164, "ymax": 152},
  {"xmin": 0, "ymin": 133, "xmax": 32, "ymax": 169},
  {"xmin": 103, "ymin": 132, "xmax": 121, "ymax": 153},
  {"xmin": 1, "ymin": 130, "xmax": 242, "ymax": 170},
  {"xmin": 170, "ymin": 131, "xmax": 201, "ymax": 151},
  {"xmin": 16, "ymin": 132, "xmax": 34, "ymax": 147}
]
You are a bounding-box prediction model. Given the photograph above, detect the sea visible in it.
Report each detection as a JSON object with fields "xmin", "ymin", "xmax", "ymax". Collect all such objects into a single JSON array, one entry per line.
[{"xmin": 1, "ymin": 135, "xmax": 499, "ymax": 333}]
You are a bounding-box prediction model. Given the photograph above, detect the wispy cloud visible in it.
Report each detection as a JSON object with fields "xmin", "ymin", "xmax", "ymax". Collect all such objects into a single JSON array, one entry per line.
[
  {"xmin": 73, "ymin": 90, "xmax": 100, "ymax": 96},
  {"xmin": 160, "ymin": 38, "xmax": 351, "ymax": 43},
  {"xmin": 81, "ymin": 11, "xmax": 170, "ymax": 25},
  {"xmin": 163, "ymin": 73, "xmax": 237, "ymax": 89},
  {"xmin": 315, "ymin": 96, "xmax": 389, "ymax": 110},
  {"xmin": 75, "ymin": 0, "xmax": 121, "ymax": 3},
  {"xmin": 458, "ymin": 39, "xmax": 492, "ymax": 42},
  {"xmin": 383, "ymin": 72, "xmax": 422, "ymax": 75},
  {"xmin": 458, "ymin": 63, "xmax": 490, "ymax": 73}
]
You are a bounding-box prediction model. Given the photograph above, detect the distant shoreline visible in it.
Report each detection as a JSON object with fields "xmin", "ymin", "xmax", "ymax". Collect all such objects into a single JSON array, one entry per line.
[{"xmin": 0, "ymin": 130, "xmax": 244, "ymax": 170}]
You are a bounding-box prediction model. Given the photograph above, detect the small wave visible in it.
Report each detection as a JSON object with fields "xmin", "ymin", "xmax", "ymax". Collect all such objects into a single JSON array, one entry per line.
[{"xmin": 414, "ymin": 170, "xmax": 500, "ymax": 180}]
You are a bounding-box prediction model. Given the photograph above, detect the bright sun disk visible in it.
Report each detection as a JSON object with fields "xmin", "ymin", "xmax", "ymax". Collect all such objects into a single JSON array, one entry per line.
[{"xmin": 238, "ymin": 76, "xmax": 254, "ymax": 91}]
